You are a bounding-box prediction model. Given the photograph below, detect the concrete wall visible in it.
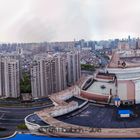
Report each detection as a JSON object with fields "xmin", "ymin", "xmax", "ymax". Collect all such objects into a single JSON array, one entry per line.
[{"xmin": 117, "ymin": 80, "xmax": 135, "ymax": 101}]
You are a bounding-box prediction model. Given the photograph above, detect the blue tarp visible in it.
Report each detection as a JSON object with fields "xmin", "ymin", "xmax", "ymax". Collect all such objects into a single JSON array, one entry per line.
[
  {"xmin": 118, "ymin": 110, "xmax": 133, "ymax": 115},
  {"xmin": 114, "ymin": 97, "xmax": 120, "ymax": 101}
]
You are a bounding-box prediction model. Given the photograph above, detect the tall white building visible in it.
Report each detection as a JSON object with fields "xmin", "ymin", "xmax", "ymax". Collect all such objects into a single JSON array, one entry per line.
[
  {"xmin": 67, "ymin": 51, "xmax": 81, "ymax": 85},
  {"xmin": 31, "ymin": 54, "xmax": 67, "ymax": 98},
  {"xmin": 0, "ymin": 57, "xmax": 20, "ymax": 98}
]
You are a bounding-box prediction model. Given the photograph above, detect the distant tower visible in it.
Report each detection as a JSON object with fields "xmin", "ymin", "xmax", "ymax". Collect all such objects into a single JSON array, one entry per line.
[
  {"xmin": 16, "ymin": 47, "xmax": 23, "ymax": 55},
  {"xmin": 128, "ymin": 35, "xmax": 131, "ymax": 47},
  {"xmin": 128, "ymin": 35, "xmax": 131, "ymax": 41},
  {"xmin": 136, "ymin": 38, "xmax": 140, "ymax": 49}
]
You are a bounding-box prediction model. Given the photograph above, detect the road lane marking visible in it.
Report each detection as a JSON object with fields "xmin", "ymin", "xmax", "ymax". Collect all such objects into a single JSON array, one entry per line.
[{"xmin": 0, "ymin": 113, "xmax": 5, "ymax": 119}]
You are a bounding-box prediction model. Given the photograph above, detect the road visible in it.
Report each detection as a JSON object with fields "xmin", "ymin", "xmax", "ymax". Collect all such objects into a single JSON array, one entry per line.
[{"xmin": 0, "ymin": 104, "xmax": 53, "ymax": 133}]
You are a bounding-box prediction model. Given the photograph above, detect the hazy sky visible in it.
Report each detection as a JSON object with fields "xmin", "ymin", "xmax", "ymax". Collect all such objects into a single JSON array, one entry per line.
[{"xmin": 0, "ymin": 0, "xmax": 140, "ymax": 42}]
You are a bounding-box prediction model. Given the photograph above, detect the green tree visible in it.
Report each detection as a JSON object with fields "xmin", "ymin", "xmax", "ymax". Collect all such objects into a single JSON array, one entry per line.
[
  {"xmin": 20, "ymin": 73, "xmax": 31, "ymax": 93},
  {"xmin": 81, "ymin": 64, "xmax": 95, "ymax": 71}
]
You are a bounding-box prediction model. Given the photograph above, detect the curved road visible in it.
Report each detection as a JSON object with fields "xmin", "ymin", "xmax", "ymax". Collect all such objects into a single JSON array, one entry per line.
[{"xmin": 0, "ymin": 103, "xmax": 53, "ymax": 135}]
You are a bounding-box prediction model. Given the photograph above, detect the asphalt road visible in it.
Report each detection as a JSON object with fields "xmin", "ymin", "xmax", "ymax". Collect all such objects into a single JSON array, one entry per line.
[{"xmin": 0, "ymin": 104, "xmax": 53, "ymax": 132}]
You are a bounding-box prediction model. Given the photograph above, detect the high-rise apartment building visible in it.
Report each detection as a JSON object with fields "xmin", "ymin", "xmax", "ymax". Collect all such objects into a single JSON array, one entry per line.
[
  {"xmin": 0, "ymin": 57, "xmax": 20, "ymax": 98},
  {"xmin": 31, "ymin": 54, "xmax": 67, "ymax": 98},
  {"xmin": 67, "ymin": 51, "xmax": 81, "ymax": 85},
  {"xmin": 31, "ymin": 51, "xmax": 81, "ymax": 98}
]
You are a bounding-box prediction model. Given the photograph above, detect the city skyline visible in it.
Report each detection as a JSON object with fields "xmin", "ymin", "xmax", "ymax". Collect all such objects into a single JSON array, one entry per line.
[{"xmin": 0, "ymin": 0, "xmax": 140, "ymax": 42}]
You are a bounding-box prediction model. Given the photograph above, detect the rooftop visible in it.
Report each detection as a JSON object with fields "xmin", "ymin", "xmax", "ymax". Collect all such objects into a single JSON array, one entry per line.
[
  {"xmin": 57, "ymin": 104, "xmax": 140, "ymax": 128},
  {"xmin": 65, "ymin": 96, "xmax": 86, "ymax": 106},
  {"xmin": 86, "ymin": 81, "xmax": 116, "ymax": 96},
  {"xmin": 108, "ymin": 50, "xmax": 140, "ymax": 68},
  {"xmin": 26, "ymin": 114, "xmax": 48, "ymax": 126},
  {"xmin": 26, "ymin": 83, "xmax": 140, "ymax": 138}
]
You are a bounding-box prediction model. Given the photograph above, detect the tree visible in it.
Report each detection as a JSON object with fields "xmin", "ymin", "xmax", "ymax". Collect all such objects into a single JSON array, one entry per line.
[
  {"xmin": 20, "ymin": 73, "xmax": 31, "ymax": 93},
  {"xmin": 81, "ymin": 64, "xmax": 95, "ymax": 71}
]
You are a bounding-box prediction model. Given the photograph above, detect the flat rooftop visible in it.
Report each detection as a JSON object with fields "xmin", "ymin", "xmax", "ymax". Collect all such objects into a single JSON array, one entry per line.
[
  {"xmin": 57, "ymin": 104, "xmax": 140, "ymax": 128},
  {"xmin": 65, "ymin": 96, "xmax": 86, "ymax": 106},
  {"xmin": 26, "ymin": 114, "xmax": 48, "ymax": 126},
  {"xmin": 86, "ymin": 81, "xmax": 115, "ymax": 96}
]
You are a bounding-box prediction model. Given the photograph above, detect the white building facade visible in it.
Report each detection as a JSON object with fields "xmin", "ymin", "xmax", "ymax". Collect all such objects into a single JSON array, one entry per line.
[
  {"xmin": 31, "ymin": 54, "xmax": 67, "ymax": 98},
  {"xmin": 67, "ymin": 51, "xmax": 81, "ymax": 85},
  {"xmin": 0, "ymin": 57, "xmax": 20, "ymax": 98},
  {"xmin": 107, "ymin": 50, "xmax": 140, "ymax": 104}
]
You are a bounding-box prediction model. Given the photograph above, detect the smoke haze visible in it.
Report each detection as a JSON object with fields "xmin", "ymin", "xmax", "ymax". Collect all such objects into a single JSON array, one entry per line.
[{"xmin": 0, "ymin": 0, "xmax": 140, "ymax": 42}]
